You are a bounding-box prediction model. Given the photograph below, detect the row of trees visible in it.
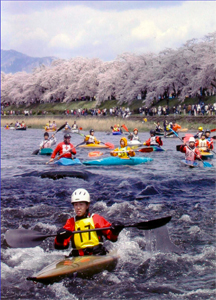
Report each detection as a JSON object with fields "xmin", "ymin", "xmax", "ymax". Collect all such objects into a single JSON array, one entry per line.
[{"xmin": 1, "ymin": 32, "xmax": 216, "ymax": 107}]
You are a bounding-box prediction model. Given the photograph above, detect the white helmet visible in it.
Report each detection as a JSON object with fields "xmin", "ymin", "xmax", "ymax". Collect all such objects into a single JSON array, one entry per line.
[
  {"xmin": 71, "ymin": 188, "xmax": 90, "ymax": 204},
  {"xmin": 189, "ymin": 137, "xmax": 195, "ymax": 143}
]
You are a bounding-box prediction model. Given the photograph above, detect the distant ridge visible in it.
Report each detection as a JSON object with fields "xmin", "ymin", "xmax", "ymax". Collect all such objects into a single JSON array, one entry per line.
[{"xmin": 1, "ymin": 49, "xmax": 57, "ymax": 74}]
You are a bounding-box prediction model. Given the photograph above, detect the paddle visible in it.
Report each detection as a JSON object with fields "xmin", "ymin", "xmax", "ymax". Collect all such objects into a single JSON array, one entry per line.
[
  {"xmin": 170, "ymin": 128, "xmax": 213, "ymax": 168},
  {"xmin": 75, "ymin": 132, "xmax": 114, "ymax": 149},
  {"xmin": 5, "ymin": 216, "xmax": 172, "ymax": 248},
  {"xmin": 210, "ymin": 129, "xmax": 216, "ymax": 132},
  {"xmin": 212, "ymin": 136, "xmax": 216, "ymax": 140},
  {"xmin": 32, "ymin": 124, "xmax": 66, "ymax": 155}
]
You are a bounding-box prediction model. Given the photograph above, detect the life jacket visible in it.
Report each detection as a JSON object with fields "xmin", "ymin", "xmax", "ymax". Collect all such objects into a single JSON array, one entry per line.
[
  {"xmin": 198, "ymin": 139, "xmax": 208, "ymax": 151},
  {"xmin": 116, "ymin": 146, "xmax": 129, "ymax": 158},
  {"xmin": 150, "ymin": 136, "xmax": 158, "ymax": 146},
  {"xmin": 131, "ymin": 134, "xmax": 139, "ymax": 141},
  {"xmin": 73, "ymin": 215, "xmax": 100, "ymax": 249},
  {"xmin": 185, "ymin": 147, "xmax": 196, "ymax": 161},
  {"xmin": 86, "ymin": 135, "xmax": 96, "ymax": 144}
]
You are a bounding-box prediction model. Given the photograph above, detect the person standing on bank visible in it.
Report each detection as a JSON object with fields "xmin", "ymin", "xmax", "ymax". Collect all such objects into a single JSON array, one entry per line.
[
  {"xmin": 54, "ymin": 189, "xmax": 124, "ymax": 256},
  {"xmin": 49, "ymin": 133, "xmax": 76, "ymax": 163}
]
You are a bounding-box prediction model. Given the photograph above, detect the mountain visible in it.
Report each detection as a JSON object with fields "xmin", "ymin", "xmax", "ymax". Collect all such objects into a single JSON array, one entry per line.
[{"xmin": 1, "ymin": 49, "xmax": 57, "ymax": 74}]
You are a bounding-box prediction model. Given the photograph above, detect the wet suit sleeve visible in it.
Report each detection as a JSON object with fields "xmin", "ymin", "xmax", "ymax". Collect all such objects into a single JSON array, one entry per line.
[
  {"xmin": 70, "ymin": 143, "xmax": 76, "ymax": 155},
  {"xmin": 51, "ymin": 143, "xmax": 61, "ymax": 159},
  {"xmin": 179, "ymin": 145, "xmax": 186, "ymax": 153},
  {"xmin": 54, "ymin": 218, "xmax": 75, "ymax": 250},
  {"xmin": 144, "ymin": 138, "xmax": 151, "ymax": 146},
  {"xmin": 93, "ymin": 214, "xmax": 118, "ymax": 242}
]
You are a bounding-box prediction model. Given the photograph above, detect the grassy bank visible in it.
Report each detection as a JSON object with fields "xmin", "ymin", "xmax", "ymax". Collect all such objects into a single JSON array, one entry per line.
[
  {"xmin": 1, "ymin": 115, "xmax": 215, "ymax": 132},
  {"xmin": 2, "ymin": 95, "xmax": 216, "ymax": 115}
]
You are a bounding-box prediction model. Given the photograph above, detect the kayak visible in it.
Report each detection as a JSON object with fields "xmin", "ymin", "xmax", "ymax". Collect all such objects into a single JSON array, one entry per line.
[
  {"xmin": 63, "ymin": 129, "xmax": 79, "ymax": 134},
  {"xmin": 83, "ymin": 156, "xmax": 153, "ymax": 166},
  {"xmin": 45, "ymin": 129, "xmax": 56, "ymax": 132},
  {"xmin": 127, "ymin": 140, "xmax": 142, "ymax": 146},
  {"xmin": 164, "ymin": 132, "xmax": 175, "ymax": 138},
  {"xmin": 200, "ymin": 151, "xmax": 214, "ymax": 160},
  {"xmin": 78, "ymin": 144, "xmax": 109, "ymax": 149},
  {"xmin": 181, "ymin": 159, "xmax": 199, "ymax": 168},
  {"xmin": 54, "ymin": 158, "xmax": 82, "ymax": 166},
  {"xmin": 151, "ymin": 146, "xmax": 165, "ymax": 152},
  {"xmin": 16, "ymin": 127, "xmax": 27, "ymax": 131},
  {"xmin": 155, "ymin": 131, "xmax": 164, "ymax": 136},
  {"xmin": 112, "ymin": 131, "xmax": 122, "ymax": 135},
  {"xmin": 4, "ymin": 127, "xmax": 15, "ymax": 130},
  {"xmin": 27, "ymin": 254, "xmax": 119, "ymax": 284},
  {"xmin": 39, "ymin": 148, "xmax": 53, "ymax": 155}
]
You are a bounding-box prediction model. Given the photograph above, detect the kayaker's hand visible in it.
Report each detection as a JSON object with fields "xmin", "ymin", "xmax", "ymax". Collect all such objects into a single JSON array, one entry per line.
[
  {"xmin": 56, "ymin": 228, "xmax": 72, "ymax": 242},
  {"xmin": 143, "ymin": 142, "xmax": 146, "ymax": 146},
  {"xmin": 111, "ymin": 221, "xmax": 124, "ymax": 235},
  {"xmin": 49, "ymin": 158, "xmax": 54, "ymax": 163}
]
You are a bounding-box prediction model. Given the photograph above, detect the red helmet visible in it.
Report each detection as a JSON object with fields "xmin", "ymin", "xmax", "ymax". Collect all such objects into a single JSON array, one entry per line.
[{"xmin": 133, "ymin": 128, "xmax": 138, "ymax": 132}]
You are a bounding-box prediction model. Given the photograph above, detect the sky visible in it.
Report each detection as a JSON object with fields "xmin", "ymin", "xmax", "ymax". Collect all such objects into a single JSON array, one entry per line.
[{"xmin": 1, "ymin": 1, "xmax": 216, "ymax": 61}]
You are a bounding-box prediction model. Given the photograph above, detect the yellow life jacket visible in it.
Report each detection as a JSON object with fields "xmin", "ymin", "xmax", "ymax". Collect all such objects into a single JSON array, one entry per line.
[
  {"xmin": 116, "ymin": 146, "xmax": 128, "ymax": 158},
  {"xmin": 74, "ymin": 215, "xmax": 100, "ymax": 249}
]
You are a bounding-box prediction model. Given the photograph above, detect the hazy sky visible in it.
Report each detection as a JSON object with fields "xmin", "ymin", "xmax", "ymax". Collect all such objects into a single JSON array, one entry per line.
[{"xmin": 1, "ymin": 1, "xmax": 216, "ymax": 60}]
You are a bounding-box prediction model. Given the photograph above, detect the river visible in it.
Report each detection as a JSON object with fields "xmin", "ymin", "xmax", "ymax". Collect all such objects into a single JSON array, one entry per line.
[{"xmin": 1, "ymin": 128, "xmax": 215, "ymax": 300}]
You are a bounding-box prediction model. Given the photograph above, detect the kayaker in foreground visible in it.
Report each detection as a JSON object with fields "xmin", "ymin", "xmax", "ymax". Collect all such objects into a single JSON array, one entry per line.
[
  {"xmin": 179, "ymin": 137, "xmax": 201, "ymax": 161},
  {"xmin": 54, "ymin": 188, "xmax": 124, "ymax": 256},
  {"xmin": 49, "ymin": 133, "xmax": 76, "ymax": 163},
  {"xmin": 40, "ymin": 132, "xmax": 56, "ymax": 149},
  {"xmin": 128, "ymin": 128, "xmax": 140, "ymax": 141},
  {"xmin": 143, "ymin": 130, "xmax": 163, "ymax": 147},
  {"xmin": 110, "ymin": 137, "xmax": 135, "ymax": 158},
  {"xmin": 195, "ymin": 132, "xmax": 211, "ymax": 152},
  {"xmin": 84, "ymin": 129, "xmax": 101, "ymax": 145}
]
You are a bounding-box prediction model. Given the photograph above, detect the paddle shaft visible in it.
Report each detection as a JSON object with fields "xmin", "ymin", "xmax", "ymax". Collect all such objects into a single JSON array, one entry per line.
[{"xmin": 5, "ymin": 216, "xmax": 171, "ymax": 248}]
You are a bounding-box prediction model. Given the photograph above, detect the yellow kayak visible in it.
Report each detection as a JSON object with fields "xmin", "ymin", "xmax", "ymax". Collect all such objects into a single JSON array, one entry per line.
[{"xmin": 78, "ymin": 143, "xmax": 109, "ymax": 149}]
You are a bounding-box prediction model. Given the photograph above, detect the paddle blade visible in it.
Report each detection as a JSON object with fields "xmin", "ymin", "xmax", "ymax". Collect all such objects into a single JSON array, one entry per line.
[
  {"xmin": 127, "ymin": 216, "xmax": 172, "ymax": 230},
  {"xmin": 182, "ymin": 134, "xmax": 193, "ymax": 143},
  {"xmin": 32, "ymin": 149, "xmax": 40, "ymax": 155},
  {"xmin": 203, "ymin": 161, "xmax": 213, "ymax": 168},
  {"xmin": 79, "ymin": 127, "xmax": 83, "ymax": 130},
  {"xmin": 105, "ymin": 142, "xmax": 114, "ymax": 149},
  {"xmin": 210, "ymin": 129, "xmax": 216, "ymax": 132},
  {"xmin": 212, "ymin": 136, "xmax": 216, "ymax": 140},
  {"xmin": 139, "ymin": 147, "xmax": 154, "ymax": 153},
  {"xmin": 57, "ymin": 123, "xmax": 67, "ymax": 133},
  {"xmin": 5, "ymin": 229, "xmax": 54, "ymax": 248},
  {"xmin": 121, "ymin": 124, "xmax": 129, "ymax": 132},
  {"xmin": 176, "ymin": 145, "xmax": 181, "ymax": 151},
  {"xmin": 178, "ymin": 128, "xmax": 188, "ymax": 132},
  {"xmin": 88, "ymin": 151, "xmax": 103, "ymax": 157}
]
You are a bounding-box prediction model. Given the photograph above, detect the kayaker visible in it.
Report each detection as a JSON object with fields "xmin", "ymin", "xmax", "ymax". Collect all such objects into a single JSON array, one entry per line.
[
  {"xmin": 155, "ymin": 122, "xmax": 163, "ymax": 132},
  {"xmin": 15, "ymin": 121, "xmax": 20, "ymax": 128},
  {"xmin": 52, "ymin": 121, "xmax": 57, "ymax": 130},
  {"xmin": 40, "ymin": 132, "xmax": 56, "ymax": 149},
  {"xmin": 49, "ymin": 133, "xmax": 76, "ymax": 162},
  {"xmin": 194, "ymin": 127, "xmax": 204, "ymax": 139},
  {"xmin": 129, "ymin": 128, "xmax": 140, "ymax": 141},
  {"xmin": 64, "ymin": 122, "xmax": 71, "ymax": 130},
  {"xmin": 180, "ymin": 137, "xmax": 201, "ymax": 161},
  {"xmin": 84, "ymin": 129, "xmax": 100, "ymax": 144},
  {"xmin": 44, "ymin": 123, "xmax": 50, "ymax": 131},
  {"xmin": 54, "ymin": 188, "xmax": 124, "ymax": 256},
  {"xmin": 4, "ymin": 123, "xmax": 10, "ymax": 129},
  {"xmin": 205, "ymin": 129, "xmax": 214, "ymax": 150},
  {"xmin": 143, "ymin": 130, "xmax": 163, "ymax": 147},
  {"xmin": 110, "ymin": 137, "xmax": 135, "ymax": 158},
  {"xmin": 195, "ymin": 132, "xmax": 211, "ymax": 152},
  {"xmin": 113, "ymin": 124, "xmax": 121, "ymax": 132},
  {"xmin": 20, "ymin": 121, "xmax": 26, "ymax": 128},
  {"xmin": 71, "ymin": 121, "xmax": 78, "ymax": 130},
  {"xmin": 172, "ymin": 121, "xmax": 181, "ymax": 132}
]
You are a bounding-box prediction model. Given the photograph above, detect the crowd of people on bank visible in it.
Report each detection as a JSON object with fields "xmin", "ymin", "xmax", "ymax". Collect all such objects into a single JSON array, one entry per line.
[{"xmin": 139, "ymin": 103, "xmax": 216, "ymax": 116}]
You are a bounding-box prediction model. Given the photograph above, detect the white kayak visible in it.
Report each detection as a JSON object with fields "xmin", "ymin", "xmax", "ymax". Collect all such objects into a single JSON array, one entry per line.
[
  {"xmin": 63, "ymin": 129, "xmax": 79, "ymax": 134},
  {"xmin": 127, "ymin": 140, "xmax": 142, "ymax": 146}
]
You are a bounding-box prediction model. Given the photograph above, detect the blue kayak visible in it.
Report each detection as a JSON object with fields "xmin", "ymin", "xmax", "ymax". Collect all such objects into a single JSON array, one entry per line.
[
  {"xmin": 112, "ymin": 131, "xmax": 122, "ymax": 135},
  {"xmin": 83, "ymin": 156, "xmax": 153, "ymax": 166},
  {"xmin": 151, "ymin": 146, "xmax": 165, "ymax": 152},
  {"xmin": 39, "ymin": 148, "xmax": 53, "ymax": 155},
  {"xmin": 54, "ymin": 158, "xmax": 82, "ymax": 166},
  {"xmin": 181, "ymin": 160, "xmax": 199, "ymax": 168}
]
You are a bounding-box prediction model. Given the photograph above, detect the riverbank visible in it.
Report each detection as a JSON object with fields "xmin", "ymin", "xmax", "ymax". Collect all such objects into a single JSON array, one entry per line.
[{"xmin": 1, "ymin": 115, "xmax": 215, "ymax": 132}]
